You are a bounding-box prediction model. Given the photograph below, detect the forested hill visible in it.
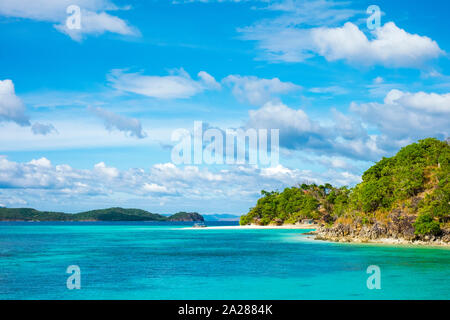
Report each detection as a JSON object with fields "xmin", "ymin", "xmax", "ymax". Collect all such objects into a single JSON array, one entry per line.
[
  {"xmin": 0, "ymin": 207, "xmax": 204, "ymax": 222},
  {"xmin": 240, "ymin": 138, "xmax": 450, "ymax": 242}
]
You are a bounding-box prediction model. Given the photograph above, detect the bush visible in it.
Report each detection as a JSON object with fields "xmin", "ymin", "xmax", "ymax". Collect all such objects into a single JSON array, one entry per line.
[{"xmin": 413, "ymin": 213, "xmax": 441, "ymax": 236}]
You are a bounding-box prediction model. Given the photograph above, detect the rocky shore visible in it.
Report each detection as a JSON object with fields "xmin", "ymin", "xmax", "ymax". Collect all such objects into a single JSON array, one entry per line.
[{"xmin": 313, "ymin": 221, "xmax": 450, "ymax": 246}]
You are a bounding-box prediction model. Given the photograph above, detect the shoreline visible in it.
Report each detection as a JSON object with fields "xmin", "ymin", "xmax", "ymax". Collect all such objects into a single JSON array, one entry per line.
[
  {"xmin": 311, "ymin": 233, "xmax": 450, "ymax": 248},
  {"xmin": 182, "ymin": 224, "xmax": 319, "ymax": 230},
  {"xmin": 185, "ymin": 224, "xmax": 450, "ymax": 247}
]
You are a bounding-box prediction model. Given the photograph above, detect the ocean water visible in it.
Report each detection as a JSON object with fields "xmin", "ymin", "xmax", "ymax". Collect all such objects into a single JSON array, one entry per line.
[{"xmin": 0, "ymin": 221, "xmax": 449, "ymax": 300}]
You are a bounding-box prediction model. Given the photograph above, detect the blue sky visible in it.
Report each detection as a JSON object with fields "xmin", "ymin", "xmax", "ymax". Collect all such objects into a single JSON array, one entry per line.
[{"xmin": 0, "ymin": 0, "xmax": 449, "ymax": 214}]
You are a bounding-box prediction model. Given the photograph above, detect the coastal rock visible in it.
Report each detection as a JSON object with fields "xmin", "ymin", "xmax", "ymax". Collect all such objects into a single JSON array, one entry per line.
[{"xmin": 315, "ymin": 219, "xmax": 449, "ymax": 246}]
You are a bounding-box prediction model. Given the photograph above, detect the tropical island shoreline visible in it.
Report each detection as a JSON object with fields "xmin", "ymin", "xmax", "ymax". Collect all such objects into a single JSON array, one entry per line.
[
  {"xmin": 182, "ymin": 223, "xmax": 319, "ymax": 230},
  {"xmin": 183, "ymin": 223, "xmax": 450, "ymax": 247},
  {"xmin": 310, "ymin": 230, "xmax": 450, "ymax": 247},
  {"xmin": 238, "ymin": 138, "xmax": 450, "ymax": 247}
]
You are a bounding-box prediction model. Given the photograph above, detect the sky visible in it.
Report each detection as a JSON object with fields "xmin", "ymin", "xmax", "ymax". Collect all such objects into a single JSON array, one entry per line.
[{"xmin": 0, "ymin": 0, "xmax": 449, "ymax": 215}]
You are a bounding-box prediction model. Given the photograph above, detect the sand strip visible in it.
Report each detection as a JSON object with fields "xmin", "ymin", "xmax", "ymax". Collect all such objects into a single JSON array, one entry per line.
[{"xmin": 182, "ymin": 224, "xmax": 318, "ymax": 230}]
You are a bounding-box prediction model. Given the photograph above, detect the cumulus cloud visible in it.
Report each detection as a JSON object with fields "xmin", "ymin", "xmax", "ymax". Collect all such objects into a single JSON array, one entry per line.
[
  {"xmin": 0, "ymin": 79, "xmax": 58, "ymax": 136},
  {"xmin": 0, "ymin": 79, "xmax": 30, "ymax": 126},
  {"xmin": 94, "ymin": 162, "xmax": 119, "ymax": 179},
  {"xmin": 88, "ymin": 106, "xmax": 146, "ymax": 139},
  {"xmin": 383, "ymin": 89, "xmax": 450, "ymax": 113},
  {"xmin": 240, "ymin": 1, "xmax": 443, "ymax": 68},
  {"xmin": 248, "ymin": 100, "xmax": 318, "ymax": 137},
  {"xmin": 0, "ymin": 156, "xmax": 361, "ymax": 210},
  {"xmin": 142, "ymin": 183, "xmax": 169, "ymax": 194},
  {"xmin": 0, "ymin": 0, "xmax": 138, "ymax": 41},
  {"xmin": 239, "ymin": 0, "xmax": 360, "ymax": 62},
  {"xmin": 311, "ymin": 22, "xmax": 443, "ymax": 67},
  {"xmin": 351, "ymin": 89, "xmax": 450, "ymax": 141},
  {"xmin": 223, "ymin": 75, "xmax": 301, "ymax": 105},
  {"xmin": 31, "ymin": 122, "xmax": 58, "ymax": 135},
  {"xmin": 107, "ymin": 68, "xmax": 221, "ymax": 99},
  {"xmin": 246, "ymin": 100, "xmax": 384, "ymax": 161}
]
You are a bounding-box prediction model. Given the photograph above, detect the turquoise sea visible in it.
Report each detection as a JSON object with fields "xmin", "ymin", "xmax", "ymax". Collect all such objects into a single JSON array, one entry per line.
[{"xmin": 0, "ymin": 221, "xmax": 449, "ymax": 300}]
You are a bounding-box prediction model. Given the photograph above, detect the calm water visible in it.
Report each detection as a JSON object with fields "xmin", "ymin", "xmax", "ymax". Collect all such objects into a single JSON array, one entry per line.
[{"xmin": 0, "ymin": 221, "xmax": 449, "ymax": 300}]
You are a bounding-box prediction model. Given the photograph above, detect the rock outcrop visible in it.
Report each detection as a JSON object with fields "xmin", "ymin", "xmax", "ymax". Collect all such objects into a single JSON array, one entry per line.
[{"xmin": 315, "ymin": 218, "xmax": 450, "ymax": 246}]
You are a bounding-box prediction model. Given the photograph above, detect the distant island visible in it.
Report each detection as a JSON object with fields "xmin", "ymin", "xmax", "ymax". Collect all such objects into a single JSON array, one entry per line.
[
  {"xmin": 0, "ymin": 207, "xmax": 204, "ymax": 222},
  {"xmin": 240, "ymin": 138, "xmax": 450, "ymax": 245}
]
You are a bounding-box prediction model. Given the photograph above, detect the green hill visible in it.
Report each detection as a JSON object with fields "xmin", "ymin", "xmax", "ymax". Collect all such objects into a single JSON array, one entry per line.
[
  {"xmin": 167, "ymin": 212, "xmax": 204, "ymax": 222},
  {"xmin": 75, "ymin": 207, "xmax": 167, "ymax": 221},
  {"xmin": 240, "ymin": 138, "xmax": 450, "ymax": 243},
  {"xmin": 0, "ymin": 207, "xmax": 204, "ymax": 222}
]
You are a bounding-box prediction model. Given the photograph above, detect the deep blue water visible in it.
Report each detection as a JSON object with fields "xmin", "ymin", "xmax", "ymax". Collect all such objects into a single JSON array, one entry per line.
[{"xmin": 0, "ymin": 221, "xmax": 449, "ymax": 299}]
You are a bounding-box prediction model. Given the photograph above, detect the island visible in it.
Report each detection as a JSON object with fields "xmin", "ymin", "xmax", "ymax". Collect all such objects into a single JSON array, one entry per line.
[
  {"xmin": 240, "ymin": 138, "xmax": 450, "ymax": 245},
  {"xmin": 0, "ymin": 207, "xmax": 204, "ymax": 222}
]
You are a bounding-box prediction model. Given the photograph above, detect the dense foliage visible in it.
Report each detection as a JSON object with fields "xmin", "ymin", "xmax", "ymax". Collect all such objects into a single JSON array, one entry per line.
[
  {"xmin": 240, "ymin": 184, "xmax": 350, "ymax": 226},
  {"xmin": 240, "ymin": 138, "xmax": 450, "ymax": 236}
]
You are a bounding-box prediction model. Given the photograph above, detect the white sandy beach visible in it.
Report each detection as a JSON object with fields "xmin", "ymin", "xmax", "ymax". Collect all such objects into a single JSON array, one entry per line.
[
  {"xmin": 183, "ymin": 225, "xmax": 450, "ymax": 247},
  {"xmin": 182, "ymin": 224, "xmax": 319, "ymax": 230}
]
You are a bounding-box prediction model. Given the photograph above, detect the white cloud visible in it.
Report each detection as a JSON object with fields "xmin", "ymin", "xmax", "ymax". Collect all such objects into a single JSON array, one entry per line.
[
  {"xmin": 198, "ymin": 71, "xmax": 222, "ymax": 90},
  {"xmin": 0, "ymin": 156, "xmax": 362, "ymax": 211},
  {"xmin": 223, "ymin": 75, "xmax": 301, "ymax": 105},
  {"xmin": 88, "ymin": 106, "xmax": 147, "ymax": 139},
  {"xmin": 248, "ymin": 100, "xmax": 316, "ymax": 133},
  {"xmin": 311, "ymin": 22, "xmax": 443, "ymax": 67},
  {"xmin": 94, "ymin": 162, "xmax": 119, "ymax": 179},
  {"xmin": 0, "ymin": 0, "xmax": 138, "ymax": 40},
  {"xmin": 107, "ymin": 68, "xmax": 221, "ymax": 99},
  {"xmin": 0, "ymin": 79, "xmax": 59, "ymax": 136},
  {"xmin": 246, "ymin": 100, "xmax": 385, "ymax": 161},
  {"xmin": 383, "ymin": 89, "xmax": 450, "ymax": 113},
  {"xmin": 55, "ymin": 9, "xmax": 139, "ymax": 41},
  {"xmin": 239, "ymin": 0, "xmax": 361, "ymax": 62},
  {"xmin": 240, "ymin": 1, "xmax": 443, "ymax": 68},
  {"xmin": 29, "ymin": 157, "xmax": 52, "ymax": 168},
  {"xmin": 0, "ymin": 79, "xmax": 30, "ymax": 126},
  {"xmin": 351, "ymin": 89, "xmax": 450, "ymax": 141},
  {"xmin": 142, "ymin": 183, "xmax": 169, "ymax": 194}
]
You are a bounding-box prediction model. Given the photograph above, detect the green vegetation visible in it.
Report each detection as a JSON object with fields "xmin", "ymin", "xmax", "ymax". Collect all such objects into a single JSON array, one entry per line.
[
  {"xmin": 413, "ymin": 213, "xmax": 441, "ymax": 236},
  {"xmin": 167, "ymin": 211, "xmax": 204, "ymax": 221},
  {"xmin": 240, "ymin": 138, "xmax": 450, "ymax": 237},
  {"xmin": 0, "ymin": 207, "xmax": 204, "ymax": 222},
  {"xmin": 239, "ymin": 184, "xmax": 349, "ymax": 226}
]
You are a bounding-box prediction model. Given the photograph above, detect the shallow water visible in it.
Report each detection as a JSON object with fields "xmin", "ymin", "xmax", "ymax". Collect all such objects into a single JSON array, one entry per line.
[{"xmin": 0, "ymin": 221, "xmax": 449, "ymax": 299}]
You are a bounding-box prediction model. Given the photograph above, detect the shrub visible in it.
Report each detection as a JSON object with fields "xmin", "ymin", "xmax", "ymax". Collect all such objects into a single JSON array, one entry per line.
[{"xmin": 413, "ymin": 213, "xmax": 441, "ymax": 236}]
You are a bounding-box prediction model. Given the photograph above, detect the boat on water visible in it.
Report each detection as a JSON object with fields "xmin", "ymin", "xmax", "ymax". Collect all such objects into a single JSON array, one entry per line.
[{"xmin": 192, "ymin": 222, "xmax": 207, "ymax": 228}]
